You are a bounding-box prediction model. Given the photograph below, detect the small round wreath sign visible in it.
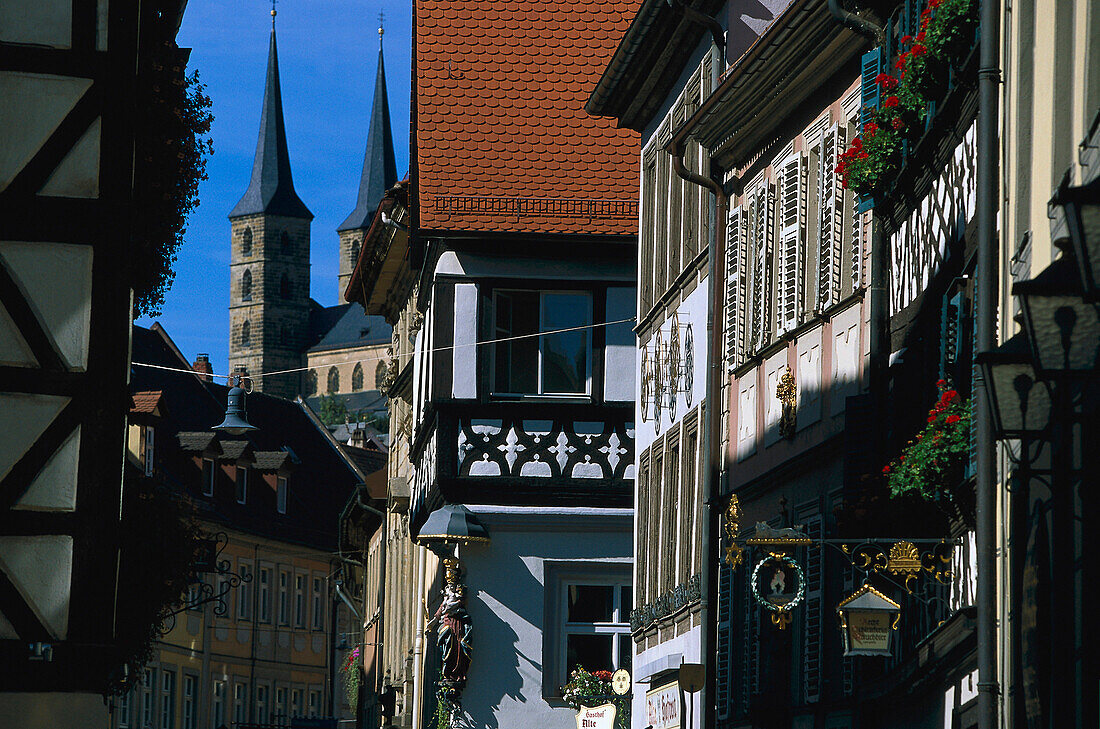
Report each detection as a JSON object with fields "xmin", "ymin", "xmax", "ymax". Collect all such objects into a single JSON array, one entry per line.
[{"xmin": 750, "ymin": 554, "xmax": 806, "ymax": 628}]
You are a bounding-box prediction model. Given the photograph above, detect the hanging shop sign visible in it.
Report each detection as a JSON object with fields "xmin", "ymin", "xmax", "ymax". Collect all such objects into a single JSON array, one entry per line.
[
  {"xmin": 645, "ymin": 682, "xmax": 680, "ymax": 729},
  {"xmin": 750, "ymin": 553, "xmax": 806, "ymax": 628},
  {"xmin": 611, "ymin": 669, "xmax": 631, "ymax": 696},
  {"xmin": 836, "ymin": 583, "xmax": 901, "ymax": 656},
  {"xmin": 576, "ymin": 703, "xmax": 617, "ymax": 729}
]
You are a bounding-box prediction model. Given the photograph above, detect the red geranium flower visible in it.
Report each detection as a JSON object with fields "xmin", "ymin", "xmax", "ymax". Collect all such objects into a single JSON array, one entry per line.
[
  {"xmin": 882, "ymin": 465, "xmax": 892, "ymax": 474},
  {"xmin": 927, "ymin": 416, "xmax": 937, "ymax": 423},
  {"xmin": 901, "ymin": 34, "xmax": 913, "ymax": 45},
  {"xmin": 884, "ymin": 95, "xmax": 899, "ymax": 108},
  {"xmin": 945, "ymin": 415, "xmax": 960, "ymax": 424},
  {"xmin": 593, "ymin": 670, "xmax": 613, "ymax": 682},
  {"xmin": 891, "ymin": 118, "xmax": 906, "ymax": 131},
  {"xmin": 911, "ymin": 44, "xmax": 928, "ymax": 56},
  {"xmin": 863, "ymin": 122, "xmax": 879, "ymax": 136},
  {"xmin": 916, "ymin": 31, "xmax": 926, "ymax": 41},
  {"xmin": 936, "ymin": 379, "xmax": 947, "ymax": 387}
]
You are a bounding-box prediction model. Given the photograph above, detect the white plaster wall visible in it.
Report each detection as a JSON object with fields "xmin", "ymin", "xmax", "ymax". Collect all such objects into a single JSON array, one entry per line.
[
  {"xmin": 605, "ymin": 287, "xmax": 637, "ymax": 403},
  {"xmin": 459, "ymin": 507, "xmax": 632, "ymax": 729},
  {"xmin": 631, "ymin": 625, "xmax": 702, "ymax": 729},
  {"xmin": 635, "ymin": 280, "xmax": 709, "ymax": 455},
  {"xmin": 452, "ymin": 283, "xmax": 478, "ymax": 399}
]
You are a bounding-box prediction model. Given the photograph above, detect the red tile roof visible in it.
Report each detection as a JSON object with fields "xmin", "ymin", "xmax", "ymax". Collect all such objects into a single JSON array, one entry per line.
[
  {"xmin": 130, "ymin": 390, "xmax": 164, "ymax": 415},
  {"xmin": 416, "ymin": 0, "xmax": 641, "ymax": 235}
]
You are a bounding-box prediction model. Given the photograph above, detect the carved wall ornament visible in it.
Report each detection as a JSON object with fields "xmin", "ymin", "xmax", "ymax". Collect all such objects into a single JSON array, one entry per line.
[
  {"xmin": 427, "ymin": 557, "xmax": 473, "ymax": 720},
  {"xmin": 750, "ymin": 553, "xmax": 806, "ymax": 629},
  {"xmin": 776, "ymin": 365, "xmax": 796, "ymax": 439},
  {"xmin": 723, "ymin": 495, "xmax": 744, "ymax": 569}
]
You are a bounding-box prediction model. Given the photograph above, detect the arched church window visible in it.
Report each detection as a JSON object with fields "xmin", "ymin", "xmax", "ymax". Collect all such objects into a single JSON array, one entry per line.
[
  {"xmin": 280, "ymin": 231, "xmax": 291, "ymax": 254},
  {"xmin": 350, "ymin": 238, "xmax": 362, "ymax": 267},
  {"xmin": 242, "ymin": 227, "xmax": 253, "ymax": 256},
  {"xmin": 280, "ymin": 273, "xmax": 292, "ymax": 300},
  {"xmin": 241, "ymin": 320, "xmax": 251, "ymax": 347},
  {"xmin": 375, "ymin": 361, "xmax": 388, "ymax": 389},
  {"xmin": 305, "ymin": 369, "xmax": 318, "ymax": 395},
  {"xmin": 351, "ymin": 363, "xmax": 364, "ymax": 391},
  {"xmin": 327, "ymin": 366, "xmax": 340, "ymax": 394},
  {"xmin": 241, "ymin": 269, "xmax": 252, "ymax": 301}
]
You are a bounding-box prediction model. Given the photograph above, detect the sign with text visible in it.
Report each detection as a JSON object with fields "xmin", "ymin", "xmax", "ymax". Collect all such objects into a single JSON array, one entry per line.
[
  {"xmin": 847, "ymin": 610, "xmax": 893, "ymax": 653},
  {"xmin": 645, "ymin": 683, "xmax": 680, "ymax": 729},
  {"xmin": 575, "ymin": 703, "xmax": 617, "ymax": 729}
]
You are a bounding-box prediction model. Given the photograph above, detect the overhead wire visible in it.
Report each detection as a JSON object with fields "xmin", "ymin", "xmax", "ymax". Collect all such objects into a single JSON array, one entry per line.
[{"xmin": 133, "ymin": 315, "xmax": 637, "ymax": 382}]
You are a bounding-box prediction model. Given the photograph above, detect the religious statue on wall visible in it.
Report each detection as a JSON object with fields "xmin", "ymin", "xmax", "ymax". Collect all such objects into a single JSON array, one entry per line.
[{"xmin": 427, "ymin": 558, "xmax": 473, "ymax": 689}]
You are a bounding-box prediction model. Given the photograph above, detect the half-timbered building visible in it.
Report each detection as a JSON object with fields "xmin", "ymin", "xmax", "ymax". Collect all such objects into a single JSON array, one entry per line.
[{"xmin": 0, "ymin": 0, "xmax": 191, "ymax": 723}]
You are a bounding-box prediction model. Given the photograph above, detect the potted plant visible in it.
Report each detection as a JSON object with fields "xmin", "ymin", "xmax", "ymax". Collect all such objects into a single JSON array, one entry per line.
[
  {"xmin": 882, "ymin": 381, "xmax": 974, "ymax": 527},
  {"xmin": 561, "ymin": 668, "xmax": 628, "ymax": 729}
]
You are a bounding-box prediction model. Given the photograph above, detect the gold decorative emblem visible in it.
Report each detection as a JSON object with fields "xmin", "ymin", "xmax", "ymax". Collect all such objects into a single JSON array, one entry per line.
[
  {"xmin": 777, "ymin": 365, "xmax": 796, "ymax": 439},
  {"xmin": 723, "ymin": 495, "xmax": 744, "ymax": 569},
  {"xmin": 887, "ymin": 541, "xmax": 923, "ymax": 593}
]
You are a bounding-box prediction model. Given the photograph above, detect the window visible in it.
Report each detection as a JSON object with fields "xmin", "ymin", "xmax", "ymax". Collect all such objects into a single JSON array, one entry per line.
[
  {"xmin": 258, "ymin": 567, "xmax": 271, "ymax": 622},
  {"xmin": 141, "ymin": 668, "xmax": 155, "ymax": 728},
  {"xmin": 233, "ymin": 682, "xmax": 248, "ymax": 724},
  {"xmin": 278, "ymin": 570, "xmax": 290, "ymax": 625},
  {"xmin": 662, "ymin": 436, "xmax": 680, "ymax": 593},
  {"xmin": 291, "ymin": 688, "xmax": 304, "ymax": 718},
  {"xmin": 375, "ymin": 361, "xmax": 388, "ymax": 389},
  {"xmin": 277, "ymin": 477, "xmax": 288, "ymax": 515},
  {"xmin": 241, "ymin": 319, "xmax": 251, "ymax": 348},
  {"xmin": 117, "ymin": 688, "xmax": 133, "ymax": 728},
  {"xmin": 186, "ymin": 577, "xmax": 203, "ymax": 611},
  {"xmin": 308, "ymin": 690, "xmax": 320, "ymax": 718},
  {"xmin": 543, "ymin": 565, "xmax": 631, "ymax": 698},
  {"xmin": 351, "ymin": 362, "xmax": 364, "ymax": 391},
  {"xmin": 241, "ymin": 269, "xmax": 252, "ymax": 301},
  {"xmin": 160, "ymin": 669, "xmax": 175, "ymax": 729},
  {"xmin": 681, "ymin": 424, "xmax": 699, "ymax": 580},
  {"xmin": 492, "ymin": 291, "xmax": 592, "ymax": 396},
  {"xmin": 211, "ymin": 680, "xmax": 226, "ymax": 729},
  {"xmin": 255, "ymin": 684, "xmax": 269, "ymax": 724},
  {"xmin": 202, "ymin": 458, "xmax": 214, "ymax": 497},
  {"xmin": 294, "ymin": 575, "xmax": 306, "ymax": 628},
  {"xmin": 305, "ymin": 369, "xmax": 318, "ymax": 395},
  {"xmin": 327, "ymin": 366, "xmax": 340, "ymax": 394},
  {"xmin": 182, "ymin": 675, "xmax": 196, "ymax": 729},
  {"xmin": 143, "ymin": 425, "xmax": 155, "ymax": 476},
  {"xmin": 238, "ymin": 562, "xmax": 253, "ymax": 620},
  {"xmin": 311, "ymin": 576, "xmax": 324, "ymax": 630},
  {"xmin": 235, "ymin": 466, "xmax": 248, "ymax": 504},
  {"xmin": 275, "ymin": 686, "xmax": 287, "ymax": 721},
  {"xmin": 242, "ymin": 226, "xmax": 253, "ymax": 256},
  {"xmin": 280, "ymin": 272, "xmax": 292, "ymax": 299},
  {"xmin": 350, "ymin": 237, "xmax": 361, "ymax": 266}
]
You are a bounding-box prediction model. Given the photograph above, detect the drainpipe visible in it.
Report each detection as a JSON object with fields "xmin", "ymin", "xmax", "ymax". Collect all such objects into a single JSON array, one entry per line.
[
  {"xmin": 669, "ymin": 142, "xmax": 727, "ymax": 729},
  {"xmin": 355, "ymin": 488, "xmax": 389, "ymax": 729},
  {"xmin": 826, "ymin": 0, "xmax": 885, "ymax": 45},
  {"xmin": 411, "ymin": 545, "xmax": 428, "ymax": 729},
  {"xmin": 974, "ymin": 0, "xmax": 1001, "ymax": 728},
  {"xmin": 665, "ymin": 0, "xmax": 725, "ymax": 66}
]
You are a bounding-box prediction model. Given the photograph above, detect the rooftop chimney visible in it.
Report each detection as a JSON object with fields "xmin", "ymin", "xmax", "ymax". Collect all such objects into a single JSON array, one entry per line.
[{"xmin": 192, "ymin": 353, "xmax": 214, "ymax": 381}]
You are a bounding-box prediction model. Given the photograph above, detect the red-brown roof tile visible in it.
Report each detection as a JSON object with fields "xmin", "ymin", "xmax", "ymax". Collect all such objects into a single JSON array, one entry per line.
[
  {"xmin": 131, "ymin": 390, "xmax": 164, "ymax": 415},
  {"xmin": 416, "ymin": 0, "xmax": 641, "ymax": 235}
]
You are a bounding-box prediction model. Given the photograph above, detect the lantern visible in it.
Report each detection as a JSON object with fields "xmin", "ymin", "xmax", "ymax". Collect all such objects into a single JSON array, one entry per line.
[{"xmin": 837, "ymin": 584, "xmax": 901, "ymax": 657}]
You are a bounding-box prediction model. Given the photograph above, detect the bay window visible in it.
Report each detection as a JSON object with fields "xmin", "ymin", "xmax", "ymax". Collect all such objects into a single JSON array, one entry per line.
[{"xmin": 492, "ymin": 290, "xmax": 592, "ymax": 396}]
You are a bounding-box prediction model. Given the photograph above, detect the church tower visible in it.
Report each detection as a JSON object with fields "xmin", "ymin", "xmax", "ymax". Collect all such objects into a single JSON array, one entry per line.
[
  {"xmin": 228, "ymin": 10, "xmax": 313, "ymax": 399},
  {"xmin": 337, "ymin": 25, "xmax": 397, "ymax": 302}
]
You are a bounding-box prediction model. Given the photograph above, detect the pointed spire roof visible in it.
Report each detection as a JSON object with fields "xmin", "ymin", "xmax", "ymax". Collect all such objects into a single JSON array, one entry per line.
[
  {"xmin": 338, "ymin": 39, "xmax": 397, "ymax": 231},
  {"xmin": 230, "ymin": 23, "xmax": 313, "ymax": 220}
]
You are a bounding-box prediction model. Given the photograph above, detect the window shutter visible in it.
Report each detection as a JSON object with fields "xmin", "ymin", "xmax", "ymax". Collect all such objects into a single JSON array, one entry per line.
[
  {"xmin": 741, "ymin": 569, "xmax": 760, "ymax": 716},
  {"xmin": 859, "ymin": 48, "xmax": 883, "ymax": 213},
  {"xmin": 750, "ymin": 184, "xmax": 775, "ymax": 351},
  {"xmin": 850, "ymin": 189, "xmax": 863, "ymax": 289},
  {"xmin": 716, "ymin": 562, "xmax": 734, "ymax": 721},
  {"xmin": 778, "ymin": 153, "xmax": 804, "ymax": 334},
  {"xmin": 726, "ymin": 205, "xmax": 746, "ymax": 367},
  {"xmin": 818, "ymin": 124, "xmax": 845, "ymax": 310},
  {"xmin": 802, "ymin": 514, "xmax": 824, "ymax": 703}
]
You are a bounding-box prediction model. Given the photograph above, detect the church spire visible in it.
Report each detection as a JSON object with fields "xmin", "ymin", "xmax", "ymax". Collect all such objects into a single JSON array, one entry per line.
[
  {"xmin": 230, "ymin": 17, "xmax": 312, "ymax": 220},
  {"xmin": 337, "ymin": 23, "xmax": 397, "ymax": 231}
]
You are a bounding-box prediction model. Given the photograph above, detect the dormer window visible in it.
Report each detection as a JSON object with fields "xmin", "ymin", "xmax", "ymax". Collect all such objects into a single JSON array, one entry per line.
[
  {"xmin": 277, "ymin": 477, "xmax": 288, "ymax": 514},
  {"xmin": 143, "ymin": 425, "xmax": 155, "ymax": 476},
  {"xmin": 202, "ymin": 458, "xmax": 214, "ymax": 497},
  {"xmin": 236, "ymin": 466, "xmax": 248, "ymax": 504}
]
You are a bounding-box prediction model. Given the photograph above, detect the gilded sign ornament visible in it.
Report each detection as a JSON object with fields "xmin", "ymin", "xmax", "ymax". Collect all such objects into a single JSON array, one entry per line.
[
  {"xmin": 723, "ymin": 495, "xmax": 744, "ymax": 569},
  {"xmin": 750, "ymin": 552, "xmax": 806, "ymax": 629},
  {"xmin": 887, "ymin": 540, "xmax": 923, "ymax": 592},
  {"xmin": 777, "ymin": 365, "xmax": 796, "ymax": 439}
]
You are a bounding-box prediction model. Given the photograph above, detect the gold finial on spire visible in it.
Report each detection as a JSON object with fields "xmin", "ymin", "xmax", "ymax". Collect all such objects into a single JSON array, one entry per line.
[
  {"xmin": 378, "ymin": 10, "xmax": 385, "ymax": 43},
  {"xmin": 270, "ymin": 0, "xmax": 277, "ymax": 25}
]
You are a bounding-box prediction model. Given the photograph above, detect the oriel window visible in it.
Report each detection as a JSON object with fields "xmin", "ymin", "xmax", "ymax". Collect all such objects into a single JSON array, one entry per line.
[{"xmin": 492, "ymin": 290, "xmax": 591, "ymax": 396}]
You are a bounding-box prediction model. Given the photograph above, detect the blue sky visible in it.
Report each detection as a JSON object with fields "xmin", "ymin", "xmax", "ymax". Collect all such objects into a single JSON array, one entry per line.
[{"xmin": 136, "ymin": 0, "xmax": 411, "ymax": 375}]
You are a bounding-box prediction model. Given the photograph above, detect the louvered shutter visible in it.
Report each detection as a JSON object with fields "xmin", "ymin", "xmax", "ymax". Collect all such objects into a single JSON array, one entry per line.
[
  {"xmin": 850, "ymin": 189, "xmax": 863, "ymax": 289},
  {"xmin": 751, "ymin": 184, "xmax": 775, "ymax": 351},
  {"xmin": 741, "ymin": 570, "xmax": 760, "ymax": 715},
  {"xmin": 818, "ymin": 124, "xmax": 845, "ymax": 310},
  {"xmin": 859, "ymin": 48, "xmax": 883, "ymax": 213},
  {"xmin": 726, "ymin": 205, "xmax": 747, "ymax": 367},
  {"xmin": 778, "ymin": 153, "xmax": 804, "ymax": 334},
  {"xmin": 802, "ymin": 514, "xmax": 824, "ymax": 703},
  {"xmin": 716, "ymin": 562, "xmax": 734, "ymax": 721}
]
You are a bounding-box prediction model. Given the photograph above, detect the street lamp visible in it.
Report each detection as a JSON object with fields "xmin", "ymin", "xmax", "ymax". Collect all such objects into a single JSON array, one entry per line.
[
  {"xmin": 836, "ymin": 583, "xmax": 901, "ymax": 657},
  {"xmin": 976, "ymin": 333, "xmax": 1053, "ymax": 439},
  {"xmin": 415, "ymin": 504, "xmax": 490, "ymax": 548},
  {"xmin": 1049, "ymin": 174, "xmax": 1100, "ymax": 299},
  {"xmin": 1013, "ymin": 253, "xmax": 1100, "ymax": 378},
  {"xmin": 214, "ymin": 377, "xmax": 258, "ymax": 434}
]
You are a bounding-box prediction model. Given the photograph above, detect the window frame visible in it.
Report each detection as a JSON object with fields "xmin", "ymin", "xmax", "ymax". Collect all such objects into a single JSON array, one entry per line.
[
  {"xmin": 541, "ymin": 561, "xmax": 632, "ymax": 702},
  {"xmin": 258, "ymin": 566, "xmax": 272, "ymax": 623},
  {"xmin": 181, "ymin": 673, "xmax": 197, "ymax": 729},
  {"xmin": 211, "ymin": 679, "xmax": 226, "ymax": 729},
  {"xmin": 143, "ymin": 425, "xmax": 155, "ymax": 476},
  {"xmin": 294, "ymin": 573, "xmax": 306, "ymax": 628},
  {"xmin": 237, "ymin": 560, "xmax": 253, "ymax": 620},
  {"xmin": 489, "ymin": 289, "xmax": 593, "ymax": 398},
  {"xmin": 235, "ymin": 466, "xmax": 248, "ymax": 505},
  {"xmin": 277, "ymin": 477, "xmax": 288, "ymax": 515},
  {"xmin": 202, "ymin": 458, "xmax": 214, "ymax": 497},
  {"xmin": 278, "ymin": 570, "xmax": 290, "ymax": 625},
  {"xmin": 160, "ymin": 667, "xmax": 175, "ymax": 729},
  {"xmin": 311, "ymin": 575, "xmax": 324, "ymax": 631}
]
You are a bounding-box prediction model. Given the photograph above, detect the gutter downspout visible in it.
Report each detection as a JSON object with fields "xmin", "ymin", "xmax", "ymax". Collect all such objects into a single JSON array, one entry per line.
[
  {"xmin": 411, "ymin": 545, "xmax": 428, "ymax": 729},
  {"xmin": 669, "ymin": 141, "xmax": 727, "ymax": 729},
  {"xmin": 355, "ymin": 488, "xmax": 388, "ymax": 729},
  {"xmin": 974, "ymin": 0, "xmax": 1001, "ymax": 728},
  {"xmin": 666, "ymin": 0, "xmax": 725, "ymax": 66}
]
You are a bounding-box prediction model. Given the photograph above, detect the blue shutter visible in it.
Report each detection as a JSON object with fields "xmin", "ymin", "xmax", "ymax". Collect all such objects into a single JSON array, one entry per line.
[
  {"xmin": 802, "ymin": 514, "xmax": 824, "ymax": 703},
  {"xmin": 858, "ymin": 48, "xmax": 883, "ymax": 213},
  {"xmin": 716, "ymin": 562, "xmax": 733, "ymax": 720}
]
